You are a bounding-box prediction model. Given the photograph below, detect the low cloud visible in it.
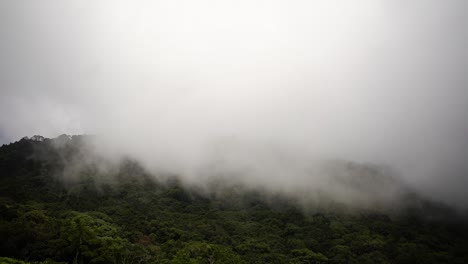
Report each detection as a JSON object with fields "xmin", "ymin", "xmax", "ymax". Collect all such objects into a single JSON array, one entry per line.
[{"xmin": 1, "ymin": 0, "xmax": 467, "ymax": 208}]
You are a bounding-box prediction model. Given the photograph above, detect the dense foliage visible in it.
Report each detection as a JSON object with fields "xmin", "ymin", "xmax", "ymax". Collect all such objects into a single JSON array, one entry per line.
[{"xmin": 0, "ymin": 136, "xmax": 467, "ymax": 263}]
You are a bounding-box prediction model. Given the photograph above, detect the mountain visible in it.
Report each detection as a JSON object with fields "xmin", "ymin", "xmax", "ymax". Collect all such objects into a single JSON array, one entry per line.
[{"xmin": 0, "ymin": 136, "xmax": 467, "ymax": 263}]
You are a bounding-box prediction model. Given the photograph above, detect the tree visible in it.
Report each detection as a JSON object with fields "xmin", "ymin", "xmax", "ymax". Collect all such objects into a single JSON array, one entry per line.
[{"xmin": 289, "ymin": 248, "xmax": 328, "ymax": 264}]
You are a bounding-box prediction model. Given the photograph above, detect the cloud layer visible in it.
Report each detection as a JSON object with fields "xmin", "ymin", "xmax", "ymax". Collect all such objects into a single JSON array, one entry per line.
[{"xmin": 1, "ymin": 0, "xmax": 467, "ymax": 207}]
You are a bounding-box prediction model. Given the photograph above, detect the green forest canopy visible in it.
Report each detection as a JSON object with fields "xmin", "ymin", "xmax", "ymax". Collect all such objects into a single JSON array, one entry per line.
[{"xmin": 0, "ymin": 136, "xmax": 467, "ymax": 263}]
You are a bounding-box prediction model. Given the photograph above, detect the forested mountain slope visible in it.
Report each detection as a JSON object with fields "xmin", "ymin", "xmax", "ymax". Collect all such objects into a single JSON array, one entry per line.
[{"xmin": 0, "ymin": 136, "xmax": 467, "ymax": 263}]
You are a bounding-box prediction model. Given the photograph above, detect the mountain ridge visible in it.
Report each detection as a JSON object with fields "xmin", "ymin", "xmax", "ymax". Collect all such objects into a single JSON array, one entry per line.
[{"xmin": 0, "ymin": 135, "xmax": 467, "ymax": 263}]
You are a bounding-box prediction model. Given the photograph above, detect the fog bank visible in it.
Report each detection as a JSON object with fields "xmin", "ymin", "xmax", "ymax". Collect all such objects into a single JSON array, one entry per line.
[{"xmin": 1, "ymin": 1, "xmax": 467, "ymax": 207}]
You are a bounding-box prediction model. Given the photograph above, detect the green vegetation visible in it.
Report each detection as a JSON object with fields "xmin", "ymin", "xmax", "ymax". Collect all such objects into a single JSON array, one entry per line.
[{"xmin": 0, "ymin": 136, "xmax": 467, "ymax": 263}]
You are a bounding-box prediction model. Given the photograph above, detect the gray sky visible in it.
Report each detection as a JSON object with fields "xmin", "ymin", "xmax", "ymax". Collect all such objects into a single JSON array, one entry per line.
[{"xmin": 1, "ymin": 0, "xmax": 467, "ymax": 207}]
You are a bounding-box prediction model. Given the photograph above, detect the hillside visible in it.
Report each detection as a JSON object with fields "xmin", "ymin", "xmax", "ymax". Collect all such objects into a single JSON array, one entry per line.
[{"xmin": 0, "ymin": 136, "xmax": 467, "ymax": 263}]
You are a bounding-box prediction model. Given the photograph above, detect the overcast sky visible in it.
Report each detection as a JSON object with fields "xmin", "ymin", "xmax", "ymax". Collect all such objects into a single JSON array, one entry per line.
[{"xmin": 1, "ymin": 0, "xmax": 467, "ymax": 207}]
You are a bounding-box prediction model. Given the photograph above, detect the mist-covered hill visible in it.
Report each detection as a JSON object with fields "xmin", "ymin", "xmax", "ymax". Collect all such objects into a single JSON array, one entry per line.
[{"xmin": 1, "ymin": 135, "xmax": 467, "ymax": 264}]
